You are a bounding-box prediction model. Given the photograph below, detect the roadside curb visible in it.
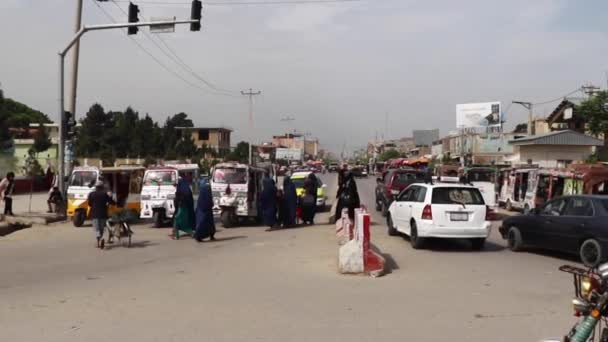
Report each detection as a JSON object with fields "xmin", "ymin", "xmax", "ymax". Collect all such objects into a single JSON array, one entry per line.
[{"xmin": 3, "ymin": 213, "xmax": 66, "ymax": 226}]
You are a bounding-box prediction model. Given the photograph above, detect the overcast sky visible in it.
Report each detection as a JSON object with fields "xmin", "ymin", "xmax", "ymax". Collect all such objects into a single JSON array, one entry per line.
[{"xmin": 2, "ymin": 0, "xmax": 608, "ymax": 154}]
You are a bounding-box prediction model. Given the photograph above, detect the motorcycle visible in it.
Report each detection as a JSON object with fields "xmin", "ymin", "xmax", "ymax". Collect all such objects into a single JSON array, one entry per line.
[{"xmin": 547, "ymin": 261, "xmax": 608, "ymax": 342}]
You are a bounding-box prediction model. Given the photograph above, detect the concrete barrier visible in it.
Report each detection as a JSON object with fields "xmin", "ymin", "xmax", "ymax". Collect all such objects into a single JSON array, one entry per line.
[
  {"xmin": 335, "ymin": 208, "xmax": 353, "ymax": 245},
  {"xmin": 338, "ymin": 208, "xmax": 386, "ymax": 277}
]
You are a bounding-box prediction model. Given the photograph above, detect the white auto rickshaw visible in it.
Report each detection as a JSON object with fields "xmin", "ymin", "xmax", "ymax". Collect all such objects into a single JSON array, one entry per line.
[
  {"xmin": 211, "ymin": 162, "xmax": 269, "ymax": 228},
  {"xmin": 140, "ymin": 164, "xmax": 200, "ymax": 227},
  {"xmin": 67, "ymin": 166, "xmax": 145, "ymax": 227}
]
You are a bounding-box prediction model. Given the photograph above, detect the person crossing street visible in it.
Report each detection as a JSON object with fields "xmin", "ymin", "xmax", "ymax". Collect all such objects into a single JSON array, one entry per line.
[{"xmin": 87, "ymin": 180, "xmax": 115, "ymax": 249}]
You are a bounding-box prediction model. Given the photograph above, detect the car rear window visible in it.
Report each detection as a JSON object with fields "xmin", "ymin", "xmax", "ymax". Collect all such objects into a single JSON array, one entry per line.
[
  {"xmin": 392, "ymin": 172, "xmax": 424, "ymax": 186},
  {"xmin": 432, "ymin": 187, "xmax": 485, "ymax": 205}
]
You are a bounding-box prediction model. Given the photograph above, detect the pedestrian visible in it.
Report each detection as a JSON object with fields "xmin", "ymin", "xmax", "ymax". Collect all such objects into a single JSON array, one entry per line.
[
  {"xmin": 303, "ymin": 173, "xmax": 318, "ymax": 224},
  {"xmin": 334, "ymin": 171, "xmax": 360, "ymax": 222},
  {"xmin": 0, "ymin": 172, "xmax": 15, "ymax": 216},
  {"xmin": 193, "ymin": 178, "xmax": 216, "ymax": 242},
  {"xmin": 276, "ymin": 189, "xmax": 286, "ymax": 227},
  {"xmin": 173, "ymin": 178, "xmax": 195, "ymax": 239},
  {"xmin": 260, "ymin": 174, "xmax": 277, "ymax": 230},
  {"xmin": 87, "ymin": 181, "xmax": 115, "ymax": 249},
  {"xmin": 47, "ymin": 186, "xmax": 63, "ymax": 213},
  {"xmin": 282, "ymin": 176, "xmax": 297, "ymax": 227}
]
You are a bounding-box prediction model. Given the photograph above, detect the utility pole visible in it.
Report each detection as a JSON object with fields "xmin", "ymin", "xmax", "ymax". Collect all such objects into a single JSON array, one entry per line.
[
  {"xmin": 68, "ymin": 0, "xmax": 83, "ymax": 122},
  {"xmin": 241, "ymin": 88, "xmax": 261, "ymax": 165},
  {"xmin": 513, "ymin": 101, "xmax": 534, "ymax": 136}
]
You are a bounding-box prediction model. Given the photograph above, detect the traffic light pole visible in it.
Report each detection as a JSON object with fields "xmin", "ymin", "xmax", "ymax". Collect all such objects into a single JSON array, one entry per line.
[{"xmin": 57, "ymin": 19, "xmax": 198, "ymax": 193}]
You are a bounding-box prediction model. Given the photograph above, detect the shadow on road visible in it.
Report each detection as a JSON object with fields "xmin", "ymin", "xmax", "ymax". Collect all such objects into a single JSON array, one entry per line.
[
  {"xmin": 105, "ymin": 240, "xmax": 158, "ymax": 250},
  {"xmin": 521, "ymin": 248, "xmax": 579, "ymax": 264},
  {"xmin": 400, "ymin": 236, "xmax": 506, "ymax": 253},
  {"xmin": 210, "ymin": 235, "xmax": 247, "ymax": 242}
]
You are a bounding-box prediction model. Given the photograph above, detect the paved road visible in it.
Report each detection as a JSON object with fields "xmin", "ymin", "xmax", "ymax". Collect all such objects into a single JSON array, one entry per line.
[{"xmin": 0, "ymin": 175, "xmax": 580, "ymax": 341}]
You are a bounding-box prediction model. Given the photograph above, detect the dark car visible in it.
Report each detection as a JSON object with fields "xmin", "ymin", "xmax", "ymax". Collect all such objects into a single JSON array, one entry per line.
[
  {"xmin": 499, "ymin": 195, "xmax": 608, "ymax": 265},
  {"xmin": 375, "ymin": 168, "xmax": 425, "ymax": 217}
]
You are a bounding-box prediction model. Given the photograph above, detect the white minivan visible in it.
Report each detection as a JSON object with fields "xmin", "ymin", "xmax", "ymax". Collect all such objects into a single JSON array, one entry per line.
[{"xmin": 387, "ymin": 183, "xmax": 492, "ymax": 250}]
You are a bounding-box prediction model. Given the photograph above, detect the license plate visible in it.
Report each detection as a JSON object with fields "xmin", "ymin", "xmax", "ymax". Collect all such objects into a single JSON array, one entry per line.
[{"xmin": 450, "ymin": 212, "xmax": 468, "ymax": 221}]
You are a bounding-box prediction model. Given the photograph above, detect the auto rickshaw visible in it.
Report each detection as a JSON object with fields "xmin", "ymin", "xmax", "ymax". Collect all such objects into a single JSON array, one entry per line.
[{"xmin": 66, "ymin": 166, "xmax": 145, "ymax": 227}]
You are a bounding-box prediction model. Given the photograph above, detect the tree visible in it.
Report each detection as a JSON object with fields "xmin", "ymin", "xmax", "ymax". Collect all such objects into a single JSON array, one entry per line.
[
  {"xmin": 175, "ymin": 136, "xmax": 198, "ymax": 159},
  {"xmin": 379, "ymin": 149, "xmax": 400, "ymax": 162},
  {"xmin": 32, "ymin": 124, "xmax": 52, "ymax": 155},
  {"xmin": 225, "ymin": 141, "xmax": 249, "ymax": 163},
  {"xmin": 74, "ymin": 103, "xmax": 109, "ymax": 157},
  {"xmin": 513, "ymin": 123, "xmax": 527, "ymax": 134},
  {"xmin": 578, "ymin": 91, "xmax": 608, "ymax": 160}
]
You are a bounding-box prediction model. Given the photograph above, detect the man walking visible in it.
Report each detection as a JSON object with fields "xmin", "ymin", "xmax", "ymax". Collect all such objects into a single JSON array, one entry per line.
[
  {"xmin": 0, "ymin": 172, "xmax": 15, "ymax": 216},
  {"xmin": 87, "ymin": 181, "xmax": 115, "ymax": 249}
]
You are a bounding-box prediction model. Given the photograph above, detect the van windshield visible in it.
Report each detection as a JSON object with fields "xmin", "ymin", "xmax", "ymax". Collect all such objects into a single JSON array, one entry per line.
[
  {"xmin": 212, "ymin": 168, "xmax": 247, "ymax": 184},
  {"xmin": 69, "ymin": 171, "xmax": 98, "ymax": 187},
  {"xmin": 468, "ymin": 170, "xmax": 496, "ymax": 182},
  {"xmin": 432, "ymin": 187, "xmax": 485, "ymax": 205},
  {"xmin": 144, "ymin": 170, "xmax": 176, "ymax": 186}
]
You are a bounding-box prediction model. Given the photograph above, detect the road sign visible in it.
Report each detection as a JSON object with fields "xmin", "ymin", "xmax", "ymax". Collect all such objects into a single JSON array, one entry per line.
[{"xmin": 150, "ymin": 17, "xmax": 176, "ymax": 33}]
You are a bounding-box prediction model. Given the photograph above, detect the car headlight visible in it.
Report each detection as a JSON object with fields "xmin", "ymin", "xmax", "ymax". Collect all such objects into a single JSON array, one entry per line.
[
  {"xmin": 141, "ymin": 194, "xmax": 151, "ymax": 200},
  {"xmin": 166, "ymin": 194, "xmax": 175, "ymax": 200},
  {"xmin": 581, "ymin": 276, "xmax": 595, "ymax": 298}
]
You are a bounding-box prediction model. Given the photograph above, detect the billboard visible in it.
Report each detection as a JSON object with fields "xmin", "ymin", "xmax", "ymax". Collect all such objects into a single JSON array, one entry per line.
[
  {"xmin": 456, "ymin": 102, "xmax": 501, "ymax": 128},
  {"xmin": 275, "ymin": 148, "xmax": 302, "ymax": 161}
]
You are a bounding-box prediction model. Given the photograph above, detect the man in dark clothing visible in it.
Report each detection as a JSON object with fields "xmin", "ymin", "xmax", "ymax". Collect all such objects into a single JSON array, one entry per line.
[
  {"xmin": 0, "ymin": 172, "xmax": 15, "ymax": 216},
  {"xmin": 87, "ymin": 181, "xmax": 115, "ymax": 248},
  {"xmin": 47, "ymin": 186, "xmax": 63, "ymax": 213},
  {"xmin": 334, "ymin": 171, "xmax": 360, "ymax": 223},
  {"xmin": 303, "ymin": 173, "xmax": 318, "ymax": 224}
]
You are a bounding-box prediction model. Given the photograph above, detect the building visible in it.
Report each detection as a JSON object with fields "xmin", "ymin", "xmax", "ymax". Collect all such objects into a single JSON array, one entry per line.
[
  {"xmin": 175, "ymin": 127, "xmax": 232, "ymax": 156},
  {"xmin": 10, "ymin": 123, "xmax": 59, "ymax": 174},
  {"xmin": 413, "ymin": 129, "xmax": 439, "ymax": 147},
  {"xmin": 272, "ymin": 133, "xmax": 319, "ymax": 159},
  {"xmin": 436, "ymin": 131, "xmax": 522, "ymax": 165},
  {"xmin": 508, "ymin": 130, "xmax": 603, "ymax": 168},
  {"xmin": 545, "ymin": 98, "xmax": 587, "ymax": 134}
]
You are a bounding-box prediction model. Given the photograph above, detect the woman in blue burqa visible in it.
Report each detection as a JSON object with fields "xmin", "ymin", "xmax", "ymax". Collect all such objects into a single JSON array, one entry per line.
[
  {"xmin": 260, "ymin": 174, "xmax": 277, "ymax": 228},
  {"xmin": 194, "ymin": 178, "xmax": 216, "ymax": 242},
  {"xmin": 282, "ymin": 176, "xmax": 297, "ymax": 227},
  {"xmin": 173, "ymin": 177, "xmax": 195, "ymax": 239}
]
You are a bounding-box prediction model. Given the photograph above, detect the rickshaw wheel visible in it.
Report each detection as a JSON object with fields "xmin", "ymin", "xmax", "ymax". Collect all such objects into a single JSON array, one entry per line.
[{"xmin": 72, "ymin": 210, "xmax": 85, "ymax": 227}]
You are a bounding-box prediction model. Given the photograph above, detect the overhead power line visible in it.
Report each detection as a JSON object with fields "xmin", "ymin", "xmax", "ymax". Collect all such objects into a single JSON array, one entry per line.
[
  {"xmin": 90, "ymin": 0, "xmax": 241, "ymax": 98},
  {"xmin": 531, "ymin": 88, "xmax": 582, "ymax": 106},
  {"xmin": 109, "ymin": 0, "xmax": 240, "ymax": 96},
  {"xmin": 113, "ymin": 0, "xmax": 361, "ymax": 6}
]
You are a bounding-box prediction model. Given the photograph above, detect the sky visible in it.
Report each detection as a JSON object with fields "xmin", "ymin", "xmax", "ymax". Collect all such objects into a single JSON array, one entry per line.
[{"xmin": 1, "ymin": 0, "xmax": 608, "ymax": 155}]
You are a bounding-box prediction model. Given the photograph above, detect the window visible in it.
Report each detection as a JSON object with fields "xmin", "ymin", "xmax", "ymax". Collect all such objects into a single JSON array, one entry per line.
[
  {"xmin": 563, "ymin": 198, "xmax": 593, "ymax": 217},
  {"xmin": 143, "ymin": 170, "xmax": 176, "ymax": 186},
  {"xmin": 541, "ymin": 199, "xmax": 567, "ymax": 216},
  {"xmin": 601, "ymin": 200, "xmax": 608, "ymax": 212},
  {"xmin": 431, "ymin": 187, "xmax": 485, "ymax": 205},
  {"xmin": 392, "ymin": 172, "xmax": 424, "ymax": 186},
  {"xmin": 198, "ymin": 129, "xmax": 209, "ymax": 141},
  {"xmin": 407, "ymin": 186, "xmax": 420, "ymax": 202},
  {"xmin": 69, "ymin": 171, "xmax": 97, "ymax": 187},
  {"xmin": 397, "ymin": 188, "xmax": 412, "ymax": 202},
  {"xmin": 415, "ymin": 187, "xmax": 427, "ymax": 202},
  {"xmin": 212, "ymin": 168, "xmax": 247, "ymax": 184}
]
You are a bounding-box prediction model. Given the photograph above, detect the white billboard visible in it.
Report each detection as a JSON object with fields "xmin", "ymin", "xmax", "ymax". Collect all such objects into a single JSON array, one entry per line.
[
  {"xmin": 275, "ymin": 148, "xmax": 302, "ymax": 161},
  {"xmin": 456, "ymin": 102, "xmax": 501, "ymax": 128}
]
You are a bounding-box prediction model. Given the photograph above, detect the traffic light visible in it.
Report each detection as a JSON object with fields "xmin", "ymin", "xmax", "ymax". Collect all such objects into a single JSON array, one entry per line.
[
  {"xmin": 190, "ymin": 0, "xmax": 202, "ymax": 32},
  {"xmin": 64, "ymin": 111, "xmax": 77, "ymax": 141},
  {"xmin": 128, "ymin": 2, "xmax": 140, "ymax": 35}
]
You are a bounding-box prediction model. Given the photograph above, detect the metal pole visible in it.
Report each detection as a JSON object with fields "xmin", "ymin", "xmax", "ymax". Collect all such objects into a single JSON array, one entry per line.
[
  {"xmin": 58, "ymin": 53, "xmax": 66, "ymax": 193},
  {"xmin": 528, "ymin": 104, "xmax": 534, "ymax": 135},
  {"xmin": 68, "ymin": 0, "xmax": 83, "ymax": 119}
]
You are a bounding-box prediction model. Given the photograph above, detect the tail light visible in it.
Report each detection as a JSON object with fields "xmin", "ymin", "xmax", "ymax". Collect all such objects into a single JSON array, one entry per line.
[
  {"xmin": 421, "ymin": 204, "xmax": 433, "ymax": 220},
  {"xmin": 485, "ymin": 205, "xmax": 495, "ymax": 221},
  {"xmin": 225, "ymin": 184, "xmax": 231, "ymax": 195}
]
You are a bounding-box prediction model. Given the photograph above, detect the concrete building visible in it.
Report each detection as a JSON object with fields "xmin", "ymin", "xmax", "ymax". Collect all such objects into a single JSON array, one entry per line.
[
  {"xmin": 508, "ymin": 130, "xmax": 603, "ymax": 168},
  {"xmin": 437, "ymin": 131, "xmax": 522, "ymax": 165},
  {"xmin": 272, "ymin": 133, "xmax": 319, "ymax": 159},
  {"xmin": 175, "ymin": 127, "xmax": 232, "ymax": 156},
  {"xmin": 413, "ymin": 129, "xmax": 439, "ymax": 147}
]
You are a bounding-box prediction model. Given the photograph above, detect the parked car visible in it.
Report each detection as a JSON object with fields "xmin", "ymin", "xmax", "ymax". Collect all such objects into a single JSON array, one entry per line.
[
  {"xmin": 375, "ymin": 168, "xmax": 426, "ymax": 217},
  {"xmin": 499, "ymin": 195, "xmax": 608, "ymax": 264},
  {"xmin": 290, "ymin": 171, "xmax": 328, "ymax": 208},
  {"xmin": 387, "ymin": 183, "xmax": 492, "ymax": 250},
  {"xmin": 328, "ymin": 163, "xmax": 339, "ymax": 172}
]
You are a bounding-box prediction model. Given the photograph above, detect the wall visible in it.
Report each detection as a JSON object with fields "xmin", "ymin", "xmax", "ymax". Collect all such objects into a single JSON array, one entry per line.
[
  {"xmin": 13, "ymin": 140, "xmax": 58, "ymax": 175},
  {"xmin": 517, "ymin": 145, "xmax": 593, "ymax": 168}
]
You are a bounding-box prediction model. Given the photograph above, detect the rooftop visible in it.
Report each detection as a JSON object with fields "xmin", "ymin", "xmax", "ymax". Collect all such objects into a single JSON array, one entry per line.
[
  {"xmin": 175, "ymin": 127, "xmax": 233, "ymax": 132},
  {"xmin": 509, "ymin": 130, "xmax": 604, "ymax": 146}
]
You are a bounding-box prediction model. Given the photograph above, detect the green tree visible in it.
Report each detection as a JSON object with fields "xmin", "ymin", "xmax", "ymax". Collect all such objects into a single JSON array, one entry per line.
[
  {"xmin": 577, "ymin": 91, "xmax": 608, "ymax": 160},
  {"xmin": 32, "ymin": 124, "xmax": 52, "ymax": 155},
  {"xmin": 175, "ymin": 136, "xmax": 198, "ymax": 159},
  {"xmin": 379, "ymin": 149, "xmax": 400, "ymax": 161},
  {"xmin": 225, "ymin": 141, "xmax": 249, "ymax": 163},
  {"xmin": 74, "ymin": 103, "xmax": 109, "ymax": 157}
]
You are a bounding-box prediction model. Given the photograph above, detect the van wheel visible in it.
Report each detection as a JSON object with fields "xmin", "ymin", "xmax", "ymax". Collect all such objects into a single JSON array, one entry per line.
[
  {"xmin": 387, "ymin": 214, "xmax": 398, "ymax": 236},
  {"xmin": 72, "ymin": 210, "xmax": 85, "ymax": 227},
  {"xmin": 221, "ymin": 210, "xmax": 234, "ymax": 228},
  {"xmin": 580, "ymin": 239, "xmax": 603, "ymax": 268},
  {"xmin": 409, "ymin": 221, "xmax": 425, "ymax": 249},
  {"xmin": 507, "ymin": 227, "xmax": 523, "ymax": 252},
  {"xmin": 505, "ymin": 199, "xmax": 513, "ymax": 211},
  {"xmin": 153, "ymin": 211, "xmax": 164, "ymax": 228}
]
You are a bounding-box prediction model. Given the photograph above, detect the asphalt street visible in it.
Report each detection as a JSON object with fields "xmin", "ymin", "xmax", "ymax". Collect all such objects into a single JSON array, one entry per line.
[{"xmin": 0, "ymin": 174, "xmax": 582, "ymax": 342}]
